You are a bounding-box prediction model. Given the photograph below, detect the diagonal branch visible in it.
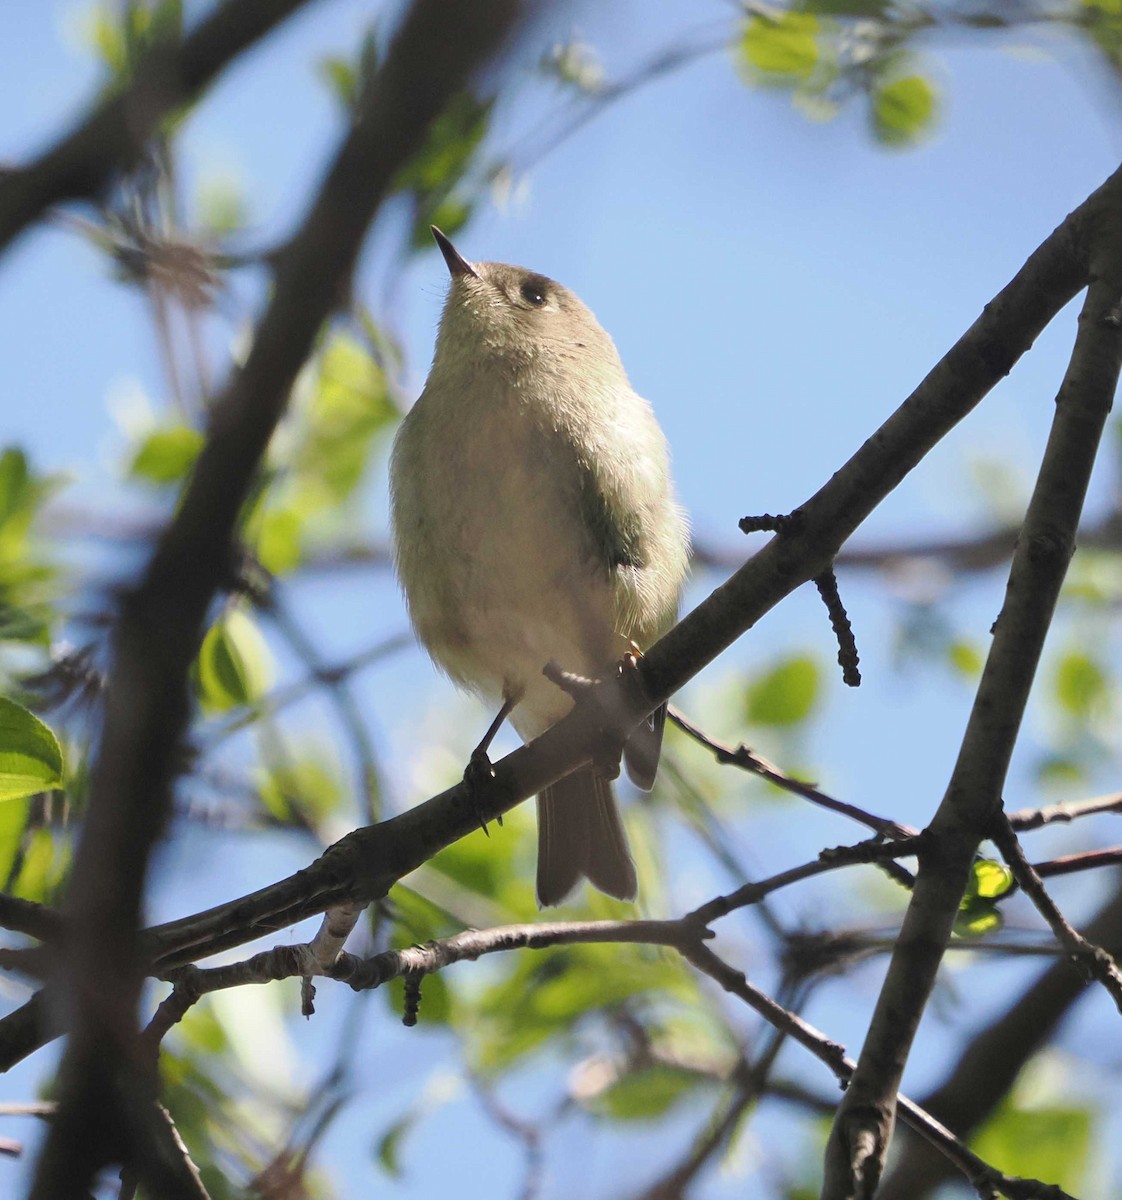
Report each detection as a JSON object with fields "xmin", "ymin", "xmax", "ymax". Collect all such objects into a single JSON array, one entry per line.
[
  {"xmin": 0, "ymin": 0, "xmax": 316, "ymax": 255},
  {"xmin": 821, "ymin": 170, "xmax": 1122, "ymax": 1200}
]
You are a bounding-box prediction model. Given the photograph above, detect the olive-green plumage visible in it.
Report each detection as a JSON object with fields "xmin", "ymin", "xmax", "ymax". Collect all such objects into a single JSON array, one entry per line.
[{"xmin": 391, "ymin": 230, "xmax": 688, "ymax": 905}]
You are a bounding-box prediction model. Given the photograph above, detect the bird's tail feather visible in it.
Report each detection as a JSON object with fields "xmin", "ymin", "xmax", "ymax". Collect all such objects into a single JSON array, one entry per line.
[{"xmin": 536, "ymin": 768, "xmax": 637, "ymax": 907}]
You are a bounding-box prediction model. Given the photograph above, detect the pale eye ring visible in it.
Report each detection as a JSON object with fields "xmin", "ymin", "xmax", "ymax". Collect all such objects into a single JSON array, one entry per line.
[{"xmin": 520, "ymin": 281, "xmax": 548, "ymax": 307}]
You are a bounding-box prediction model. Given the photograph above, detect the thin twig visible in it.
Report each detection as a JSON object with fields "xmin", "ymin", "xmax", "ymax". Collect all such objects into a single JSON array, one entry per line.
[{"xmin": 990, "ymin": 815, "xmax": 1122, "ymax": 1011}]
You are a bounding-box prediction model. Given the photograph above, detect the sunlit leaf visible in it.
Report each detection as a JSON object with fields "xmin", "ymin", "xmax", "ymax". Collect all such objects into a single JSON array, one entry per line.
[
  {"xmin": 954, "ymin": 900, "xmax": 1003, "ymax": 938},
  {"xmin": 740, "ymin": 13, "xmax": 820, "ymax": 78},
  {"xmin": 0, "ymin": 698, "xmax": 64, "ymax": 802},
  {"xmin": 746, "ymin": 655, "xmax": 821, "ymax": 727},
  {"xmin": 965, "ymin": 859, "xmax": 1014, "ymax": 901},
  {"xmin": 130, "ymin": 426, "xmax": 204, "ymax": 486},
  {"xmin": 872, "ymin": 75, "xmax": 937, "ymax": 146},
  {"xmin": 196, "ymin": 607, "xmax": 273, "ymax": 714},
  {"xmin": 0, "ymin": 796, "xmax": 30, "ymax": 886}
]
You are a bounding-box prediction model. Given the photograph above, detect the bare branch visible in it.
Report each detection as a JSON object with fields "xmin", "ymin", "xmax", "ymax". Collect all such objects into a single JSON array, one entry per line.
[
  {"xmin": 991, "ymin": 816, "xmax": 1122, "ymax": 1010},
  {"xmin": 821, "ymin": 168, "xmax": 1122, "ymax": 1200}
]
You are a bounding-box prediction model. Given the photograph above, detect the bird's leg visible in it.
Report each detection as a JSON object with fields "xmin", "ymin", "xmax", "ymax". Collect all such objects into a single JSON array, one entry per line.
[{"xmin": 463, "ymin": 696, "xmax": 515, "ymax": 835}]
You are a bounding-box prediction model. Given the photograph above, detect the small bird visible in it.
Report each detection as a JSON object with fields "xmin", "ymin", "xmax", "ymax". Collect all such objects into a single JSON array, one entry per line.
[{"xmin": 390, "ymin": 228, "xmax": 689, "ymax": 905}]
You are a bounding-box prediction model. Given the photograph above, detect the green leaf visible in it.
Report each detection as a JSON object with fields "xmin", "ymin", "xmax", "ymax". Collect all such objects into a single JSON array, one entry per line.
[
  {"xmin": 130, "ymin": 426, "xmax": 204, "ymax": 486},
  {"xmin": 746, "ymin": 655, "xmax": 821, "ymax": 727},
  {"xmin": 254, "ymin": 506, "xmax": 303, "ymax": 575},
  {"xmin": 740, "ymin": 13, "xmax": 820, "ymax": 78},
  {"xmin": 872, "ymin": 75, "xmax": 937, "ymax": 146},
  {"xmin": 255, "ymin": 753, "xmax": 342, "ymax": 826},
  {"xmin": 590, "ymin": 1065, "xmax": 707, "ymax": 1121},
  {"xmin": 375, "ymin": 1111, "xmax": 418, "ymax": 1177},
  {"xmin": 0, "ymin": 698, "xmax": 64, "ymax": 802},
  {"xmin": 318, "ymin": 56, "xmax": 357, "ymax": 111},
  {"xmin": 947, "ymin": 640, "xmax": 983, "ymax": 678},
  {"xmin": 291, "ymin": 333, "xmax": 395, "ymax": 509},
  {"xmin": 0, "ymin": 603, "xmax": 50, "ymax": 645},
  {"xmin": 195, "ymin": 608, "xmax": 273, "ymax": 714},
  {"xmin": 471, "ymin": 942, "xmax": 697, "ymax": 1071},
  {"xmin": 394, "ymin": 92, "xmax": 494, "ymax": 195},
  {"xmin": 1054, "ymin": 651, "xmax": 1109, "ymax": 718},
  {"xmin": 954, "ymin": 900, "xmax": 1003, "ymax": 938},
  {"xmin": 0, "ymin": 448, "xmax": 31, "ymax": 532},
  {"xmin": 12, "ymin": 826, "xmax": 68, "ymax": 903},
  {"xmin": 972, "ymin": 1100, "xmax": 1091, "ymax": 1192},
  {"xmin": 0, "ymin": 796, "xmax": 30, "ymax": 887},
  {"xmin": 965, "ymin": 859, "xmax": 1014, "ymax": 901}
]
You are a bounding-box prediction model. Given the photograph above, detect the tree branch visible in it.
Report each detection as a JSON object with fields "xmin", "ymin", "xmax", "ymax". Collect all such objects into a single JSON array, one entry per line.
[
  {"xmin": 821, "ymin": 168, "xmax": 1122, "ymax": 1200},
  {"xmin": 878, "ymin": 878, "xmax": 1122, "ymax": 1199}
]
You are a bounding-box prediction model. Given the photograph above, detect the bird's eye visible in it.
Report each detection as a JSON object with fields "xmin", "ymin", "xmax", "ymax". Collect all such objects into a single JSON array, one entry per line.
[{"xmin": 520, "ymin": 280, "xmax": 548, "ymax": 307}]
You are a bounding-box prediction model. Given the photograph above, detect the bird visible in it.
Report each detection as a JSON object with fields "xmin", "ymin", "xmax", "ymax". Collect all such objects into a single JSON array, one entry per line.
[{"xmin": 390, "ymin": 227, "xmax": 689, "ymax": 905}]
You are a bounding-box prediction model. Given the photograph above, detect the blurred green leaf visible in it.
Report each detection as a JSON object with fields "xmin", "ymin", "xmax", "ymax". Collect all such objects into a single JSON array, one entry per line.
[
  {"xmin": 0, "ymin": 697, "xmax": 63, "ymax": 802},
  {"xmin": 87, "ymin": 0, "xmax": 183, "ymax": 86},
  {"xmin": 196, "ymin": 607, "xmax": 273, "ymax": 714},
  {"xmin": 290, "ymin": 332, "xmax": 395, "ymax": 511},
  {"xmin": 740, "ymin": 13, "xmax": 820, "ymax": 78},
  {"xmin": 254, "ymin": 506, "xmax": 303, "ymax": 575},
  {"xmin": 130, "ymin": 425, "xmax": 204, "ymax": 486},
  {"xmin": 390, "ymin": 884, "xmax": 465, "ymax": 945},
  {"xmin": 12, "ymin": 826, "xmax": 69, "ymax": 903},
  {"xmin": 395, "ymin": 92, "xmax": 494, "ymax": 194},
  {"xmin": 965, "ymin": 858, "xmax": 1014, "ymax": 901},
  {"xmin": 972, "ymin": 1100, "xmax": 1091, "ymax": 1193},
  {"xmin": 411, "ymin": 195, "xmax": 472, "ymax": 251},
  {"xmin": 471, "ymin": 942, "xmax": 696, "ymax": 1071},
  {"xmin": 1035, "ymin": 754, "xmax": 1086, "ymax": 786},
  {"xmin": 196, "ymin": 178, "xmax": 249, "ymax": 238},
  {"xmin": 1054, "ymin": 651, "xmax": 1109, "ymax": 718},
  {"xmin": 0, "ymin": 796, "xmax": 30, "ymax": 887},
  {"xmin": 954, "ymin": 899, "xmax": 1003, "ymax": 938},
  {"xmin": 872, "ymin": 74, "xmax": 937, "ymax": 146},
  {"xmin": 947, "ymin": 640, "xmax": 983, "ymax": 678},
  {"xmin": 0, "ymin": 603, "xmax": 50, "ymax": 645},
  {"xmin": 375, "ymin": 1110, "xmax": 418, "ymax": 1177},
  {"xmin": 318, "ymin": 56, "xmax": 358, "ymax": 111},
  {"xmin": 746, "ymin": 655, "xmax": 821, "ymax": 727},
  {"xmin": 590, "ymin": 1064, "xmax": 708, "ymax": 1121},
  {"xmin": 386, "ymin": 969, "xmax": 453, "ymax": 1026},
  {"xmin": 255, "ymin": 752, "xmax": 343, "ymax": 826}
]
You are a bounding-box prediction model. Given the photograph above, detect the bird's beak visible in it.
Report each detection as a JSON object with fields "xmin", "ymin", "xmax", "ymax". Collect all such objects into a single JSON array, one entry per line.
[{"xmin": 431, "ymin": 227, "xmax": 479, "ymax": 279}]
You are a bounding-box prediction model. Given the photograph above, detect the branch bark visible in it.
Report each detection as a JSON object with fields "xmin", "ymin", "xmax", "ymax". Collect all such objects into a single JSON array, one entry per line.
[
  {"xmin": 878, "ymin": 878, "xmax": 1122, "ymax": 1199},
  {"xmin": 820, "ymin": 170, "xmax": 1122, "ymax": 1200}
]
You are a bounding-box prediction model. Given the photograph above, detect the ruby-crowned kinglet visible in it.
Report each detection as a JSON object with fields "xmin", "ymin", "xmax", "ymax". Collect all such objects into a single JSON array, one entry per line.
[{"xmin": 390, "ymin": 228, "xmax": 689, "ymax": 905}]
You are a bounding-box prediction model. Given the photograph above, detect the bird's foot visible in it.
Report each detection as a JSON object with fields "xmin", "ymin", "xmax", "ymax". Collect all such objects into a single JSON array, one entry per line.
[{"xmin": 462, "ymin": 749, "xmax": 503, "ymax": 836}]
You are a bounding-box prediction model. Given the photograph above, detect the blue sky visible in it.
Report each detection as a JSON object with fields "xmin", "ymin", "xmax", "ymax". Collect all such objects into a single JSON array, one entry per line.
[{"xmin": 2, "ymin": 2, "xmax": 1122, "ymax": 1197}]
